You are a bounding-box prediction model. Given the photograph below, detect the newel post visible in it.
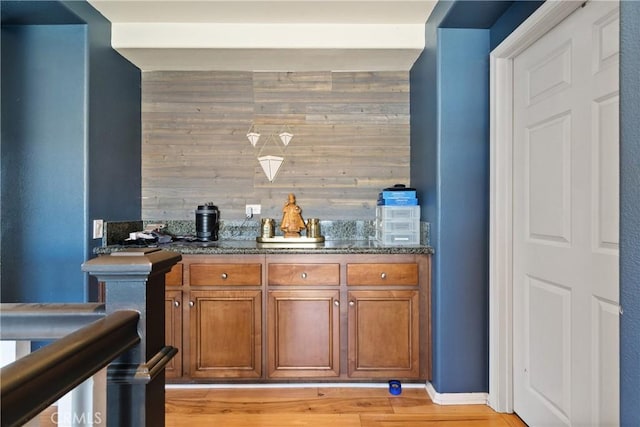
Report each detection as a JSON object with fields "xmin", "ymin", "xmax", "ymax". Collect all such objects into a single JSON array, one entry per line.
[{"xmin": 82, "ymin": 248, "xmax": 181, "ymax": 427}]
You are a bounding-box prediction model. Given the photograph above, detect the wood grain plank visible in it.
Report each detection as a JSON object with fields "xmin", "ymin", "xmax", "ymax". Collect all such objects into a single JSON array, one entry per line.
[
  {"xmin": 142, "ymin": 71, "xmax": 410, "ymax": 221},
  {"xmin": 164, "ymin": 387, "xmax": 527, "ymax": 427},
  {"xmin": 166, "ymin": 413, "xmax": 362, "ymax": 427},
  {"xmin": 360, "ymin": 414, "xmax": 515, "ymax": 427}
]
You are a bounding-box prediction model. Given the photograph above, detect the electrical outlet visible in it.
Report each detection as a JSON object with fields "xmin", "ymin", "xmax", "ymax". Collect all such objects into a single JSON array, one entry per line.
[
  {"xmin": 93, "ymin": 219, "xmax": 104, "ymax": 239},
  {"xmin": 245, "ymin": 204, "xmax": 261, "ymax": 218}
]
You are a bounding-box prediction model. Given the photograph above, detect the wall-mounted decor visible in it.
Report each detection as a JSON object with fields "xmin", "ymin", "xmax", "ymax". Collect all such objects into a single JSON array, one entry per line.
[
  {"xmin": 246, "ymin": 123, "xmax": 261, "ymax": 147},
  {"xmin": 248, "ymin": 124, "xmax": 294, "ymax": 182},
  {"xmin": 141, "ymin": 70, "xmax": 410, "ymax": 221},
  {"xmin": 258, "ymin": 155, "xmax": 284, "ymax": 182},
  {"xmin": 278, "ymin": 125, "xmax": 293, "ymax": 146}
]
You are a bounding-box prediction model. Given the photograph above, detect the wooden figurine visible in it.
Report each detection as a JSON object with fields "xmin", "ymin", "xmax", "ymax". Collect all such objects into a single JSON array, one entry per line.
[{"xmin": 280, "ymin": 193, "xmax": 306, "ymax": 237}]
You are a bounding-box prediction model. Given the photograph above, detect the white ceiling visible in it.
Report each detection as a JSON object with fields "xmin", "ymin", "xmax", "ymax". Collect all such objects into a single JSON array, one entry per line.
[{"xmin": 87, "ymin": 0, "xmax": 437, "ymax": 71}]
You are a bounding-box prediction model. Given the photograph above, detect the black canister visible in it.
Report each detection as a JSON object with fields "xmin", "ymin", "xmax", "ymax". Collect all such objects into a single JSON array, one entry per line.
[{"xmin": 196, "ymin": 204, "xmax": 219, "ymax": 241}]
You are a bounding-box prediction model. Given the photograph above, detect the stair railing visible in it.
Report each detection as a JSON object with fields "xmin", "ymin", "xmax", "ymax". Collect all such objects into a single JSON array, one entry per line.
[{"xmin": 0, "ymin": 248, "xmax": 181, "ymax": 427}]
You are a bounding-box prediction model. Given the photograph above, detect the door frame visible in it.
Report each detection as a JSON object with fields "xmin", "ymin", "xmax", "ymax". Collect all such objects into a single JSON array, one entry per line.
[{"xmin": 488, "ymin": 0, "xmax": 583, "ymax": 413}]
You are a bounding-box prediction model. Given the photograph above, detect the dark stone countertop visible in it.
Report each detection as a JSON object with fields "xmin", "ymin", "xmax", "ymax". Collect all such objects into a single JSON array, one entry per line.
[{"xmin": 94, "ymin": 239, "xmax": 434, "ymax": 256}]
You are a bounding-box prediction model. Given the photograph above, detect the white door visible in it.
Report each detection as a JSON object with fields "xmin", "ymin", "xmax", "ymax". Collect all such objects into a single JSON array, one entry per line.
[{"xmin": 512, "ymin": 1, "xmax": 620, "ymax": 426}]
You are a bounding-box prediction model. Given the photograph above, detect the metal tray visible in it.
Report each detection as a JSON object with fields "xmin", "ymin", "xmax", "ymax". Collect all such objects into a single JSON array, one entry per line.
[{"xmin": 256, "ymin": 236, "xmax": 325, "ymax": 244}]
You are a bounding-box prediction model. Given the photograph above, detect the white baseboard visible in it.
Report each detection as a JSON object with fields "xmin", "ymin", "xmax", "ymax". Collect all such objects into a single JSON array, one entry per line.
[
  {"xmin": 426, "ymin": 382, "xmax": 489, "ymax": 405},
  {"xmin": 166, "ymin": 382, "xmax": 428, "ymax": 390}
]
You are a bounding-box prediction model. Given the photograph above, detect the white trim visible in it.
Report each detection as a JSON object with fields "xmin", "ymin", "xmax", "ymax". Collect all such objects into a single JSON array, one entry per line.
[
  {"xmin": 426, "ymin": 382, "xmax": 489, "ymax": 405},
  {"xmin": 166, "ymin": 382, "xmax": 428, "ymax": 390},
  {"xmin": 488, "ymin": 0, "xmax": 582, "ymax": 414}
]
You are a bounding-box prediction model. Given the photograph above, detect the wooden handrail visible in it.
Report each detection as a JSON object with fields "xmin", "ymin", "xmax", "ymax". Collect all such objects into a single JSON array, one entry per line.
[
  {"xmin": 0, "ymin": 310, "xmax": 140, "ymax": 427},
  {"xmin": 0, "ymin": 303, "xmax": 106, "ymax": 340}
]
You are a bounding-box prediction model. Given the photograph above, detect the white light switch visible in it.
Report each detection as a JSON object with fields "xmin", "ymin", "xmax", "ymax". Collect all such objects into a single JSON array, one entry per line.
[{"xmin": 93, "ymin": 219, "xmax": 104, "ymax": 239}]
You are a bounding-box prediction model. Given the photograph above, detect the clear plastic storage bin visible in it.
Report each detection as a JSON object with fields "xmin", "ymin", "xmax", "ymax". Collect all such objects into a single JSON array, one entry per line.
[{"xmin": 375, "ymin": 206, "xmax": 421, "ymax": 246}]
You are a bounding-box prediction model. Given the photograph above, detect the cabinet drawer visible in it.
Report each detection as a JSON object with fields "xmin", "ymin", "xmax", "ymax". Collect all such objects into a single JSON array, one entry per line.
[
  {"xmin": 165, "ymin": 264, "xmax": 183, "ymax": 286},
  {"xmin": 190, "ymin": 264, "xmax": 262, "ymax": 286},
  {"xmin": 347, "ymin": 263, "xmax": 418, "ymax": 286},
  {"xmin": 268, "ymin": 263, "xmax": 340, "ymax": 286}
]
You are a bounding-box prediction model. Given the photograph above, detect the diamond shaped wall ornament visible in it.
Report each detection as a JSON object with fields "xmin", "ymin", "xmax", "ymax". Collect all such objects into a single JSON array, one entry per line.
[
  {"xmin": 278, "ymin": 125, "xmax": 294, "ymax": 146},
  {"xmin": 246, "ymin": 123, "xmax": 260, "ymax": 146},
  {"xmin": 258, "ymin": 155, "xmax": 284, "ymax": 182},
  {"xmin": 247, "ymin": 132, "xmax": 260, "ymax": 147},
  {"xmin": 279, "ymin": 131, "xmax": 293, "ymax": 146}
]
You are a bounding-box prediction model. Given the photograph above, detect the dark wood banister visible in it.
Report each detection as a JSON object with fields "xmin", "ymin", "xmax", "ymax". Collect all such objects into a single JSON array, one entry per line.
[
  {"xmin": 1, "ymin": 248, "xmax": 182, "ymax": 426},
  {"xmin": 0, "ymin": 303, "xmax": 106, "ymax": 340},
  {"xmin": 0, "ymin": 310, "xmax": 140, "ymax": 427}
]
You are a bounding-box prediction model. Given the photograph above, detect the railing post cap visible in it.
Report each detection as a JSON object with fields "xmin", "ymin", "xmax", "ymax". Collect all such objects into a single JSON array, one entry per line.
[{"xmin": 82, "ymin": 249, "xmax": 182, "ymax": 278}]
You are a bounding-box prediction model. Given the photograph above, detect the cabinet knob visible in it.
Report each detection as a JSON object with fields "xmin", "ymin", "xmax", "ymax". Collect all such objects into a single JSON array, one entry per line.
[
  {"xmin": 301, "ymin": 272, "xmax": 307, "ymax": 279},
  {"xmin": 174, "ymin": 301, "xmax": 180, "ymax": 307},
  {"xmin": 221, "ymin": 273, "xmax": 228, "ymax": 279},
  {"xmin": 334, "ymin": 300, "xmax": 340, "ymax": 307},
  {"xmin": 349, "ymin": 301, "xmax": 355, "ymax": 307},
  {"xmin": 380, "ymin": 272, "xmax": 387, "ymax": 279},
  {"xmin": 189, "ymin": 301, "xmax": 194, "ymax": 307}
]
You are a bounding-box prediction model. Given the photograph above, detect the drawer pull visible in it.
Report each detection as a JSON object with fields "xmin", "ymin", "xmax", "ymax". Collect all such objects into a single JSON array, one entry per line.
[
  {"xmin": 174, "ymin": 301, "xmax": 180, "ymax": 307},
  {"xmin": 334, "ymin": 300, "xmax": 340, "ymax": 307},
  {"xmin": 189, "ymin": 301, "xmax": 194, "ymax": 307},
  {"xmin": 301, "ymin": 272, "xmax": 307, "ymax": 279},
  {"xmin": 349, "ymin": 301, "xmax": 355, "ymax": 307},
  {"xmin": 380, "ymin": 272, "xmax": 387, "ymax": 279},
  {"xmin": 221, "ymin": 273, "xmax": 228, "ymax": 280}
]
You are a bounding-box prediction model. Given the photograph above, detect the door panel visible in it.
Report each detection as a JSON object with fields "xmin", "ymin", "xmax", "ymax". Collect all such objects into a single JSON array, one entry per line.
[
  {"xmin": 525, "ymin": 112, "xmax": 572, "ymax": 245},
  {"xmin": 525, "ymin": 276, "xmax": 571, "ymax": 422},
  {"xmin": 513, "ymin": 2, "xmax": 620, "ymax": 426},
  {"xmin": 592, "ymin": 93, "xmax": 620, "ymax": 253}
]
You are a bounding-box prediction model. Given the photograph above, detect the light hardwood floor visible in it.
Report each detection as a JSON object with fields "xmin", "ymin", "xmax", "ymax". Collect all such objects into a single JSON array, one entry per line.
[{"xmin": 165, "ymin": 386, "xmax": 528, "ymax": 427}]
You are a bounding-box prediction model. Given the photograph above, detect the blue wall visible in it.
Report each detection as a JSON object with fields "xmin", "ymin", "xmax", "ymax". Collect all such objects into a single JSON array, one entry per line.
[
  {"xmin": 437, "ymin": 28, "xmax": 491, "ymax": 392},
  {"xmin": 1, "ymin": 0, "xmax": 141, "ymax": 303},
  {"xmin": 438, "ymin": 27, "xmax": 491, "ymax": 393},
  {"xmin": 1, "ymin": 25, "xmax": 88, "ymax": 302},
  {"xmin": 410, "ymin": 0, "xmax": 541, "ymax": 394},
  {"xmin": 63, "ymin": 0, "xmax": 142, "ymax": 290},
  {"xmin": 620, "ymin": 2, "xmax": 640, "ymax": 425},
  {"xmin": 489, "ymin": 1, "xmax": 543, "ymax": 50}
]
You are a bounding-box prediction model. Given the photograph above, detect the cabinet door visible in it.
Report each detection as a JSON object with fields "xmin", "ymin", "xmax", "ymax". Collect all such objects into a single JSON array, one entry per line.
[
  {"xmin": 347, "ymin": 290, "xmax": 419, "ymax": 378},
  {"xmin": 164, "ymin": 289, "xmax": 182, "ymax": 379},
  {"xmin": 267, "ymin": 290, "xmax": 340, "ymax": 378},
  {"xmin": 189, "ymin": 290, "xmax": 262, "ymax": 378}
]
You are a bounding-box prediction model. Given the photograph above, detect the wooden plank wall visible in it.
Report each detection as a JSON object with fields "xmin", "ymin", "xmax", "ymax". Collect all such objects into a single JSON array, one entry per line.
[{"xmin": 142, "ymin": 71, "xmax": 410, "ymax": 221}]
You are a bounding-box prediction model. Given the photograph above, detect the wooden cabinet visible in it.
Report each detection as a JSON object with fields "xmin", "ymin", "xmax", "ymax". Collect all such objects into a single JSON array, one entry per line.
[
  {"xmin": 189, "ymin": 290, "xmax": 262, "ymax": 378},
  {"xmin": 346, "ymin": 263, "xmax": 418, "ymax": 286},
  {"xmin": 190, "ymin": 263, "xmax": 262, "ymax": 286},
  {"xmin": 266, "ymin": 257, "xmax": 341, "ymax": 378},
  {"xmin": 268, "ymin": 263, "xmax": 340, "ymax": 286},
  {"xmin": 347, "ymin": 290, "xmax": 419, "ymax": 378},
  {"xmin": 267, "ymin": 289, "xmax": 340, "ymax": 378},
  {"xmin": 164, "ymin": 289, "xmax": 183, "ymax": 378},
  {"xmin": 163, "ymin": 252, "xmax": 429, "ymax": 383},
  {"xmin": 180, "ymin": 256, "xmax": 264, "ymax": 380},
  {"xmin": 346, "ymin": 261, "xmax": 420, "ymax": 378},
  {"xmin": 164, "ymin": 263, "xmax": 183, "ymax": 379}
]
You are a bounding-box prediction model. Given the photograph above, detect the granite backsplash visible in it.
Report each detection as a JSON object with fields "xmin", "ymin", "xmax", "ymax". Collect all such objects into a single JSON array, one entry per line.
[{"xmin": 103, "ymin": 219, "xmax": 430, "ymax": 246}]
